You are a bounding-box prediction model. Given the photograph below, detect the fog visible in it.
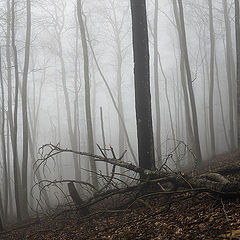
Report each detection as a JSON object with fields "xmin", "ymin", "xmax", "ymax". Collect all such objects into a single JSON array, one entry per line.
[{"xmin": 0, "ymin": 0, "xmax": 238, "ymax": 223}]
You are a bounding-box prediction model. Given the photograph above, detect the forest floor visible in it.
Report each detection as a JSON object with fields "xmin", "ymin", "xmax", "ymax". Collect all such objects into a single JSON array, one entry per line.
[{"xmin": 1, "ymin": 153, "xmax": 240, "ymax": 240}]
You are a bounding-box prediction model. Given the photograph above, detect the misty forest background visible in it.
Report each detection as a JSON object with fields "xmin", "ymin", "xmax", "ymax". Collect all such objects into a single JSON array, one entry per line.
[{"xmin": 0, "ymin": 0, "xmax": 239, "ymax": 225}]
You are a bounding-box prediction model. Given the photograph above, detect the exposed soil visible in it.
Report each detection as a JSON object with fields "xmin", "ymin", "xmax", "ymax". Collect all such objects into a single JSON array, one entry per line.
[{"xmin": 1, "ymin": 153, "xmax": 240, "ymax": 240}]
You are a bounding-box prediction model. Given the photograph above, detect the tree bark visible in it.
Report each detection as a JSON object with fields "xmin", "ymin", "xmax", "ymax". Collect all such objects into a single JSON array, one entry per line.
[{"xmin": 130, "ymin": 0, "xmax": 155, "ymax": 170}]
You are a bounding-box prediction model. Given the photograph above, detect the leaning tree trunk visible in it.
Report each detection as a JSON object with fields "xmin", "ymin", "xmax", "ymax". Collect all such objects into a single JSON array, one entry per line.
[
  {"xmin": 77, "ymin": 0, "xmax": 98, "ymax": 189},
  {"xmin": 53, "ymin": 12, "xmax": 81, "ymax": 183},
  {"xmin": 86, "ymin": 29, "xmax": 138, "ymax": 166},
  {"xmin": 178, "ymin": 0, "xmax": 202, "ymax": 163},
  {"xmin": 172, "ymin": 0, "xmax": 195, "ymax": 161},
  {"xmin": 130, "ymin": 0, "xmax": 155, "ymax": 170}
]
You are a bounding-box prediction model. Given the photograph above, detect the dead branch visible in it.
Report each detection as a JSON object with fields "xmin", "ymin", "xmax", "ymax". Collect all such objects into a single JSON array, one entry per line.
[{"xmin": 35, "ymin": 143, "xmax": 240, "ymax": 221}]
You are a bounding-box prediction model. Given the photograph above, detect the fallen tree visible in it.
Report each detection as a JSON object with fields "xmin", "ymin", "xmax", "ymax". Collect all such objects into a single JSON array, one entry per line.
[{"xmin": 34, "ymin": 143, "xmax": 240, "ymax": 218}]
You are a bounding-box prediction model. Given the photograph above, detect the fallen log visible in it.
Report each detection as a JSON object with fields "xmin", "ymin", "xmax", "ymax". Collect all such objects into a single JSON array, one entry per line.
[
  {"xmin": 38, "ymin": 144, "xmax": 240, "ymax": 206},
  {"xmin": 215, "ymin": 164, "xmax": 240, "ymax": 175}
]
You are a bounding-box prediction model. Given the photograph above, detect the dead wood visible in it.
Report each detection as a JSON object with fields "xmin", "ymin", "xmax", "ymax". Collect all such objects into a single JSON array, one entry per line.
[
  {"xmin": 67, "ymin": 182, "xmax": 89, "ymax": 216},
  {"xmin": 215, "ymin": 164, "xmax": 240, "ymax": 175},
  {"xmin": 37, "ymin": 144, "xmax": 240, "ymax": 219}
]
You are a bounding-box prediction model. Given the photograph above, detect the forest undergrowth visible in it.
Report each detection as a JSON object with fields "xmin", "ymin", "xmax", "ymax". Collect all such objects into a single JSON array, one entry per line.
[{"xmin": 1, "ymin": 152, "xmax": 240, "ymax": 240}]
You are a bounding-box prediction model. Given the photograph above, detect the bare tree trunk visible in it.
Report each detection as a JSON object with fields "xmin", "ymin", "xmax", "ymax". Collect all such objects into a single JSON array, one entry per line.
[
  {"xmin": 6, "ymin": 116, "xmax": 13, "ymax": 218},
  {"xmin": 55, "ymin": 80, "xmax": 63, "ymax": 178},
  {"xmin": 49, "ymin": 3, "xmax": 81, "ymax": 183},
  {"xmin": 73, "ymin": 11, "xmax": 81, "ymax": 182},
  {"xmin": 100, "ymin": 107, "xmax": 109, "ymax": 176},
  {"xmin": 6, "ymin": 0, "xmax": 14, "ymax": 219},
  {"xmin": 130, "ymin": 0, "xmax": 155, "ymax": 170},
  {"xmin": 77, "ymin": 0, "xmax": 98, "ymax": 189},
  {"xmin": 235, "ymin": 0, "xmax": 240, "ymax": 151},
  {"xmin": 223, "ymin": 0, "xmax": 236, "ymax": 150},
  {"xmin": 11, "ymin": 0, "xmax": 22, "ymax": 222},
  {"xmin": 0, "ymin": 47, "xmax": 8, "ymax": 220},
  {"xmin": 208, "ymin": 0, "xmax": 216, "ymax": 157},
  {"xmin": 158, "ymin": 53, "xmax": 176, "ymax": 158},
  {"xmin": 153, "ymin": 0, "xmax": 162, "ymax": 167},
  {"xmin": 116, "ymin": 28, "xmax": 125, "ymax": 171},
  {"xmin": 172, "ymin": 0, "xmax": 195, "ymax": 160},
  {"xmin": 178, "ymin": 0, "xmax": 202, "ymax": 163},
  {"xmin": 199, "ymin": 29, "xmax": 210, "ymax": 157},
  {"xmin": 215, "ymin": 55, "xmax": 230, "ymax": 150},
  {"xmin": 21, "ymin": 0, "xmax": 31, "ymax": 218},
  {"xmin": 0, "ymin": 190, "xmax": 4, "ymax": 230},
  {"xmin": 86, "ymin": 29, "xmax": 138, "ymax": 165},
  {"xmin": 107, "ymin": 1, "xmax": 129, "ymax": 175}
]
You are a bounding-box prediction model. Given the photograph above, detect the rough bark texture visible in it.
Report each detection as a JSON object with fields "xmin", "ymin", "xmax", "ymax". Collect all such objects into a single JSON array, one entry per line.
[{"xmin": 130, "ymin": 0, "xmax": 155, "ymax": 171}]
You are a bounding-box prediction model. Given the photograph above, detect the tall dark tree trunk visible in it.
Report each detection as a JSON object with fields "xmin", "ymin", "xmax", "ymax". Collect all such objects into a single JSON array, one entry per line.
[{"xmin": 130, "ymin": 0, "xmax": 155, "ymax": 170}]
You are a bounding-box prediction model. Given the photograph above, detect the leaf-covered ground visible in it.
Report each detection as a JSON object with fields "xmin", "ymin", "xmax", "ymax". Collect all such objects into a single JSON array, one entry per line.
[{"xmin": 1, "ymin": 153, "xmax": 240, "ymax": 240}]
